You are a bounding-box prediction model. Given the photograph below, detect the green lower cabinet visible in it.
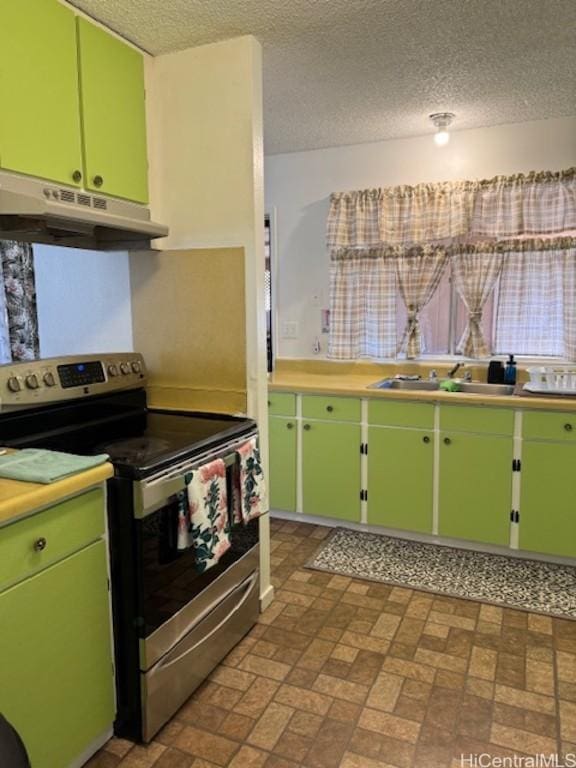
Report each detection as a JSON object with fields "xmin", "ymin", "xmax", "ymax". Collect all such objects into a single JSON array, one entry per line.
[
  {"xmin": 519, "ymin": 441, "xmax": 576, "ymax": 558},
  {"xmin": 367, "ymin": 427, "xmax": 434, "ymax": 533},
  {"xmin": 0, "ymin": 540, "xmax": 114, "ymax": 768},
  {"xmin": 302, "ymin": 421, "xmax": 361, "ymax": 521},
  {"xmin": 268, "ymin": 416, "xmax": 297, "ymax": 511},
  {"xmin": 438, "ymin": 432, "xmax": 512, "ymax": 546}
]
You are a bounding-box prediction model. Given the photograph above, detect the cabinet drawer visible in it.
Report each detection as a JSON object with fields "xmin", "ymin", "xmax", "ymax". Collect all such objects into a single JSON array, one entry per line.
[
  {"xmin": 440, "ymin": 405, "xmax": 513, "ymax": 435},
  {"xmin": 268, "ymin": 392, "xmax": 296, "ymax": 416},
  {"xmin": 368, "ymin": 400, "xmax": 434, "ymax": 429},
  {"xmin": 0, "ymin": 488, "xmax": 105, "ymax": 592},
  {"xmin": 302, "ymin": 395, "xmax": 361, "ymax": 423},
  {"xmin": 523, "ymin": 411, "xmax": 576, "ymax": 442}
]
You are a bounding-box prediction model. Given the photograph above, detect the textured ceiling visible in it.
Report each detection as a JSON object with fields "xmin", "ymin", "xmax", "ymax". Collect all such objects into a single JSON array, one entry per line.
[{"xmin": 69, "ymin": 0, "xmax": 576, "ymax": 155}]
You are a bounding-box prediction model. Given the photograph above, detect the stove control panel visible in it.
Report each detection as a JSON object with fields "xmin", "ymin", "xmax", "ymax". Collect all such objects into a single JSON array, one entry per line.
[{"xmin": 0, "ymin": 353, "xmax": 147, "ymax": 410}]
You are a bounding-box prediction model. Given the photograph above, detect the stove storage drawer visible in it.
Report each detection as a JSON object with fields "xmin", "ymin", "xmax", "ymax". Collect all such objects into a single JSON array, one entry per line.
[
  {"xmin": 0, "ymin": 488, "xmax": 105, "ymax": 591},
  {"xmin": 141, "ymin": 566, "xmax": 260, "ymax": 741}
]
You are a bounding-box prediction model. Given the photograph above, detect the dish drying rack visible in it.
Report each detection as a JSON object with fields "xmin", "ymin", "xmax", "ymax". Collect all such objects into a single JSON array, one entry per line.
[{"xmin": 524, "ymin": 366, "xmax": 576, "ymax": 395}]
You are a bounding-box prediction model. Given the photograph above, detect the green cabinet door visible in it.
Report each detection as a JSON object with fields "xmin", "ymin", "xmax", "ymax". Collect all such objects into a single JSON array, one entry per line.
[
  {"xmin": 269, "ymin": 416, "xmax": 297, "ymax": 511},
  {"xmin": 0, "ymin": 0, "xmax": 83, "ymax": 186},
  {"xmin": 0, "ymin": 541, "xmax": 114, "ymax": 768},
  {"xmin": 368, "ymin": 427, "xmax": 434, "ymax": 533},
  {"xmin": 519, "ymin": 441, "xmax": 576, "ymax": 558},
  {"xmin": 302, "ymin": 421, "xmax": 361, "ymax": 521},
  {"xmin": 77, "ymin": 18, "xmax": 149, "ymax": 203},
  {"xmin": 438, "ymin": 432, "xmax": 512, "ymax": 546}
]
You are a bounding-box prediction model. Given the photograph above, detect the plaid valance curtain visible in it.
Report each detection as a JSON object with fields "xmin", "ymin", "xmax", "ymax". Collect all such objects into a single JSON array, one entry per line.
[
  {"xmin": 327, "ymin": 168, "xmax": 576, "ymax": 360},
  {"xmin": 0, "ymin": 241, "xmax": 40, "ymax": 363},
  {"xmin": 327, "ymin": 168, "xmax": 576, "ymax": 249}
]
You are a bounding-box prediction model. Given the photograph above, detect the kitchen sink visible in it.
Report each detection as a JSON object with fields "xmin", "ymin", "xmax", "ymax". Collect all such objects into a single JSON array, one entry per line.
[
  {"xmin": 367, "ymin": 379, "xmax": 516, "ymax": 395},
  {"xmin": 456, "ymin": 382, "xmax": 515, "ymax": 396},
  {"xmin": 368, "ymin": 379, "xmax": 440, "ymax": 391}
]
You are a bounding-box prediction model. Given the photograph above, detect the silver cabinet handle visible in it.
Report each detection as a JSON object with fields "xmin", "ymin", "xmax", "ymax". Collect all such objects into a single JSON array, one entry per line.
[{"xmin": 33, "ymin": 537, "xmax": 47, "ymax": 552}]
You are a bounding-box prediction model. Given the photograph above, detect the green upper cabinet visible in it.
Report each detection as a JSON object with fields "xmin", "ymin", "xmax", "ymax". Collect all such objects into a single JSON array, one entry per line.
[
  {"xmin": 368, "ymin": 426, "xmax": 434, "ymax": 534},
  {"xmin": 268, "ymin": 416, "xmax": 297, "ymax": 512},
  {"xmin": 438, "ymin": 431, "xmax": 513, "ymax": 546},
  {"xmin": 519, "ymin": 441, "xmax": 576, "ymax": 558},
  {"xmin": 0, "ymin": 0, "xmax": 83, "ymax": 186},
  {"xmin": 302, "ymin": 420, "xmax": 361, "ymax": 522},
  {"xmin": 77, "ymin": 18, "xmax": 149, "ymax": 203}
]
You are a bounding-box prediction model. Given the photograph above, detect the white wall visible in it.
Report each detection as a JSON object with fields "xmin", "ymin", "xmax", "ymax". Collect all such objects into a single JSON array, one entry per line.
[
  {"xmin": 143, "ymin": 35, "xmax": 266, "ymax": 421},
  {"xmin": 140, "ymin": 36, "xmax": 272, "ymax": 607},
  {"xmin": 34, "ymin": 245, "xmax": 133, "ymax": 357},
  {"xmin": 265, "ymin": 116, "xmax": 576, "ymax": 359}
]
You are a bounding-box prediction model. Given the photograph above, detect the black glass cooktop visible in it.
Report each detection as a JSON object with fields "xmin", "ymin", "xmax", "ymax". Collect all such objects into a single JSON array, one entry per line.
[
  {"xmin": 96, "ymin": 411, "xmax": 256, "ymax": 479},
  {"xmin": 0, "ymin": 389, "xmax": 255, "ymax": 480}
]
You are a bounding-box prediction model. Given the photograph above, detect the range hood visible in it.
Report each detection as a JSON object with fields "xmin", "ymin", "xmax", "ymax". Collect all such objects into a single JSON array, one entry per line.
[{"xmin": 0, "ymin": 170, "xmax": 168, "ymax": 250}]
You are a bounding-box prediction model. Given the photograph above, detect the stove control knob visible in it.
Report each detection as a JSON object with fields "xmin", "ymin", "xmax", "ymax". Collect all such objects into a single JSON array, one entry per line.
[
  {"xmin": 43, "ymin": 372, "xmax": 56, "ymax": 387},
  {"xmin": 120, "ymin": 362, "xmax": 130, "ymax": 375},
  {"xmin": 25, "ymin": 374, "xmax": 40, "ymax": 390},
  {"xmin": 131, "ymin": 361, "xmax": 141, "ymax": 374},
  {"xmin": 7, "ymin": 376, "xmax": 21, "ymax": 393},
  {"xmin": 108, "ymin": 364, "xmax": 119, "ymax": 377}
]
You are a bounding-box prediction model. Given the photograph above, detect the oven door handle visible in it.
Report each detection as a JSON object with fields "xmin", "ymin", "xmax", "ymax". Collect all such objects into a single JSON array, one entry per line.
[{"xmin": 154, "ymin": 570, "xmax": 259, "ymax": 671}]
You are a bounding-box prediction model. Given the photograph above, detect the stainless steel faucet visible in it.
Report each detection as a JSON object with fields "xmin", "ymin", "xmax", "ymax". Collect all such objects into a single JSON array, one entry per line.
[
  {"xmin": 448, "ymin": 362, "xmax": 463, "ymax": 378},
  {"xmin": 448, "ymin": 362, "xmax": 472, "ymax": 381}
]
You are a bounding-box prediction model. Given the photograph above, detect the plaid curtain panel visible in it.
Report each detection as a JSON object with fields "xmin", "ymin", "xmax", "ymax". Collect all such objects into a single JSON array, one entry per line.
[
  {"xmin": 495, "ymin": 239, "xmax": 576, "ymax": 358},
  {"xmin": 328, "ymin": 250, "xmax": 397, "ymax": 359},
  {"xmin": 451, "ymin": 249, "xmax": 504, "ymax": 358},
  {"xmin": 395, "ymin": 245, "xmax": 448, "ymax": 358},
  {"xmin": 563, "ymin": 248, "xmax": 576, "ymax": 361}
]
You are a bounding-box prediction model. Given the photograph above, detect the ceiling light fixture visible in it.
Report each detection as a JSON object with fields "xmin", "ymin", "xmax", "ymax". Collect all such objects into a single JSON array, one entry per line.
[{"xmin": 429, "ymin": 112, "xmax": 455, "ymax": 146}]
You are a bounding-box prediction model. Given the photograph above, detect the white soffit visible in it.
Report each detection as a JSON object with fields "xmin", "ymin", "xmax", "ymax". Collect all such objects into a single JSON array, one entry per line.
[{"xmin": 68, "ymin": 0, "xmax": 576, "ymax": 155}]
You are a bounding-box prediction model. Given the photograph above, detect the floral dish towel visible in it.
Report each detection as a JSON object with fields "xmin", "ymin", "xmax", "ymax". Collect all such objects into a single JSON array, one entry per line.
[
  {"xmin": 233, "ymin": 436, "xmax": 266, "ymax": 524},
  {"xmin": 179, "ymin": 457, "xmax": 231, "ymax": 573}
]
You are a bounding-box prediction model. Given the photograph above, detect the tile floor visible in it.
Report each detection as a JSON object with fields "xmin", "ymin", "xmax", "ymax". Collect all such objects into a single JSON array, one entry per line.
[{"xmin": 88, "ymin": 518, "xmax": 576, "ymax": 768}]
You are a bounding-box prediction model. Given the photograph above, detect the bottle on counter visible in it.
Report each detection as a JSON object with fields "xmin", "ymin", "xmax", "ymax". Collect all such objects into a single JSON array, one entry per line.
[
  {"xmin": 487, "ymin": 359, "xmax": 505, "ymax": 384},
  {"xmin": 503, "ymin": 354, "xmax": 517, "ymax": 385}
]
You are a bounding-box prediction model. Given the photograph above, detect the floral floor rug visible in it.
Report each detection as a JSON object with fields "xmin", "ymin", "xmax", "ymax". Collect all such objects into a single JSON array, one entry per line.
[{"xmin": 306, "ymin": 527, "xmax": 576, "ymax": 619}]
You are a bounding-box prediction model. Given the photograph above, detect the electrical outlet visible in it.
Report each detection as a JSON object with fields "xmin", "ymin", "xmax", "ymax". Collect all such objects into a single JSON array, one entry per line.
[{"xmin": 282, "ymin": 321, "xmax": 299, "ymax": 339}]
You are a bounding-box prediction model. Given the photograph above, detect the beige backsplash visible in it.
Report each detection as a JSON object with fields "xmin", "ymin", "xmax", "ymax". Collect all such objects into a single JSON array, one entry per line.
[{"xmin": 273, "ymin": 358, "xmax": 529, "ymax": 383}]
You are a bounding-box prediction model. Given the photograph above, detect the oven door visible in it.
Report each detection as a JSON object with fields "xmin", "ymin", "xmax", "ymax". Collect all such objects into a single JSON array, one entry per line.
[{"xmin": 133, "ymin": 435, "xmax": 260, "ymax": 670}]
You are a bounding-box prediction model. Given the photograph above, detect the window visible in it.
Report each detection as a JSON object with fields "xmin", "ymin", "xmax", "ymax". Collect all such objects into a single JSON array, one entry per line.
[
  {"xmin": 326, "ymin": 168, "xmax": 576, "ymax": 362},
  {"xmin": 396, "ymin": 266, "xmax": 496, "ymax": 356}
]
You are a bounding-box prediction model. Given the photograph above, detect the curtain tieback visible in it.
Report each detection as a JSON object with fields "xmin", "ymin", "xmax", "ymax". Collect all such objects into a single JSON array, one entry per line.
[
  {"xmin": 469, "ymin": 311, "xmax": 483, "ymax": 332},
  {"xmin": 407, "ymin": 308, "xmax": 420, "ymax": 333}
]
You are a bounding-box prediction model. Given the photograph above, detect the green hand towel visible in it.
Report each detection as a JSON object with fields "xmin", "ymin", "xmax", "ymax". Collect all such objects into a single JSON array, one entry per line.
[
  {"xmin": 440, "ymin": 380, "xmax": 461, "ymax": 392},
  {"xmin": 0, "ymin": 449, "xmax": 109, "ymax": 484}
]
